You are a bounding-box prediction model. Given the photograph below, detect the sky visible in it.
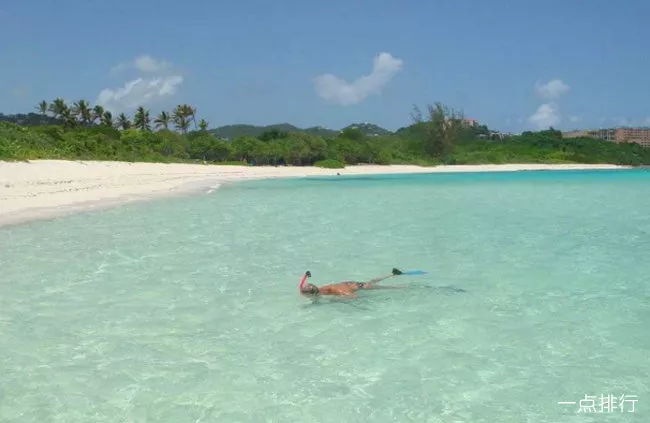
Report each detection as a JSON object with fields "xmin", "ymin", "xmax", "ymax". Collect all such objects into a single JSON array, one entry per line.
[{"xmin": 1, "ymin": 0, "xmax": 649, "ymax": 133}]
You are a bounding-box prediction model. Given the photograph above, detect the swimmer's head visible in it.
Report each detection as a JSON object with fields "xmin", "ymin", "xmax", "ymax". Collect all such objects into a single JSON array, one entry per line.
[{"xmin": 300, "ymin": 283, "xmax": 319, "ymax": 296}]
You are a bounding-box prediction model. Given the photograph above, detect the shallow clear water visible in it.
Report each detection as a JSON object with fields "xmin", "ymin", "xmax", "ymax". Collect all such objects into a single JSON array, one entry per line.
[{"xmin": 1, "ymin": 169, "xmax": 649, "ymax": 422}]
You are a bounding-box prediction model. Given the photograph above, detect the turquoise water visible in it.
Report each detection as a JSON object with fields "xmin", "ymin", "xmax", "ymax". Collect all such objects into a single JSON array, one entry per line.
[{"xmin": 1, "ymin": 169, "xmax": 649, "ymax": 422}]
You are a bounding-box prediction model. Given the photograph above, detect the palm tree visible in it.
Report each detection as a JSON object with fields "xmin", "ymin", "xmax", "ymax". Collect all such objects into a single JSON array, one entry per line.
[
  {"xmin": 133, "ymin": 106, "xmax": 151, "ymax": 131},
  {"xmin": 198, "ymin": 119, "xmax": 209, "ymax": 131},
  {"xmin": 180, "ymin": 104, "xmax": 197, "ymax": 129},
  {"xmin": 154, "ymin": 111, "xmax": 171, "ymax": 130},
  {"xmin": 48, "ymin": 98, "xmax": 68, "ymax": 120},
  {"xmin": 172, "ymin": 104, "xmax": 190, "ymax": 134},
  {"xmin": 185, "ymin": 104, "xmax": 198, "ymax": 130},
  {"xmin": 61, "ymin": 108, "xmax": 77, "ymax": 128},
  {"xmin": 101, "ymin": 111, "xmax": 114, "ymax": 127},
  {"xmin": 72, "ymin": 99, "xmax": 92, "ymax": 126},
  {"xmin": 117, "ymin": 113, "xmax": 131, "ymax": 130},
  {"xmin": 92, "ymin": 105, "xmax": 105, "ymax": 125},
  {"xmin": 36, "ymin": 101, "xmax": 48, "ymax": 115},
  {"xmin": 36, "ymin": 101, "xmax": 49, "ymax": 124}
]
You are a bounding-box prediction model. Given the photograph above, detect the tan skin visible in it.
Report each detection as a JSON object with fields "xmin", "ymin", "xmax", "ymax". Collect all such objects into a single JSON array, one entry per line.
[
  {"xmin": 312, "ymin": 283, "xmax": 359, "ymax": 298},
  {"xmin": 299, "ymin": 269, "xmax": 406, "ymax": 299}
]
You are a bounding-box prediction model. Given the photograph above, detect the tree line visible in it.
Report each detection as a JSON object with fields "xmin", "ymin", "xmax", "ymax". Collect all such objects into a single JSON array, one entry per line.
[
  {"xmin": 2, "ymin": 99, "xmax": 650, "ymax": 167},
  {"xmin": 34, "ymin": 98, "xmax": 208, "ymax": 133}
]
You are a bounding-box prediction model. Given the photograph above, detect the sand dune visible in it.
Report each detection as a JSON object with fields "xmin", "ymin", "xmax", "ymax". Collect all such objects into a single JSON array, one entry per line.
[{"xmin": 0, "ymin": 160, "xmax": 629, "ymax": 227}]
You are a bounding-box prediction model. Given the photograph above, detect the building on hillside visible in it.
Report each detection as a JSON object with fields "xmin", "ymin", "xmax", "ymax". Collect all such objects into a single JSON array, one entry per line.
[
  {"xmin": 615, "ymin": 127, "xmax": 650, "ymax": 147},
  {"xmin": 562, "ymin": 130, "xmax": 587, "ymax": 138},
  {"xmin": 563, "ymin": 127, "xmax": 650, "ymax": 147},
  {"xmin": 563, "ymin": 129, "xmax": 616, "ymax": 141},
  {"xmin": 443, "ymin": 117, "xmax": 479, "ymax": 129}
]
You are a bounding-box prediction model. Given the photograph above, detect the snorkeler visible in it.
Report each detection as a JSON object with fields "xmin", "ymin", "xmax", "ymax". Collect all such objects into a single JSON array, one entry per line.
[{"xmin": 298, "ymin": 268, "xmax": 406, "ymax": 299}]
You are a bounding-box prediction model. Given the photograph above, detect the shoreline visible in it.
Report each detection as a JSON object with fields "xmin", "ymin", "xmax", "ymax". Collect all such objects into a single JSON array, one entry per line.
[{"xmin": 0, "ymin": 160, "xmax": 632, "ymax": 228}]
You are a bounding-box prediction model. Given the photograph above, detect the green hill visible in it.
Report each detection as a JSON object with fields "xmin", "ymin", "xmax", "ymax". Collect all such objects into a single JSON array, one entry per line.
[
  {"xmin": 341, "ymin": 122, "xmax": 391, "ymax": 137},
  {"xmin": 303, "ymin": 126, "xmax": 340, "ymax": 138},
  {"xmin": 209, "ymin": 122, "xmax": 391, "ymax": 139},
  {"xmin": 208, "ymin": 123, "xmax": 301, "ymax": 139}
]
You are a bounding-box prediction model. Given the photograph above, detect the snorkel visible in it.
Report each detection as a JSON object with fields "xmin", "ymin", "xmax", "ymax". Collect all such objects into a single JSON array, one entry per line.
[
  {"xmin": 299, "ymin": 271, "xmax": 318, "ymax": 296},
  {"xmin": 299, "ymin": 271, "xmax": 310, "ymax": 291}
]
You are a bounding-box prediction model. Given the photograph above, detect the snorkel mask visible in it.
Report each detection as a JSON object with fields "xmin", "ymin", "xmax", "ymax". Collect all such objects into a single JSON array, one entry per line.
[{"xmin": 301, "ymin": 283, "xmax": 320, "ymax": 296}]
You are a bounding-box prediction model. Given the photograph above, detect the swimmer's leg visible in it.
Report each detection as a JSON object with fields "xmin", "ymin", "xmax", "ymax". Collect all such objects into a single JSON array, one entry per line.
[{"xmin": 363, "ymin": 268, "xmax": 403, "ymax": 286}]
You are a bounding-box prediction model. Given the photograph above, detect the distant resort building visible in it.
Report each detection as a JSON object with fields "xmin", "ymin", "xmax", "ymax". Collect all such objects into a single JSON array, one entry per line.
[
  {"xmin": 462, "ymin": 118, "xmax": 478, "ymax": 127},
  {"xmin": 478, "ymin": 131, "xmax": 510, "ymax": 141},
  {"xmin": 563, "ymin": 127, "xmax": 650, "ymax": 147},
  {"xmin": 443, "ymin": 117, "xmax": 480, "ymax": 129}
]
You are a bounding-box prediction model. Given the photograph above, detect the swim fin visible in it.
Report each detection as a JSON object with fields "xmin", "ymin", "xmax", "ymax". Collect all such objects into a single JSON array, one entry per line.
[{"xmin": 402, "ymin": 270, "xmax": 428, "ymax": 276}]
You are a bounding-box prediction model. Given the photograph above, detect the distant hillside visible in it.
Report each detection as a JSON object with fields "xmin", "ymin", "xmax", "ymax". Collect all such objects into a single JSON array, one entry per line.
[
  {"xmin": 341, "ymin": 122, "xmax": 391, "ymax": 137},
  {"xmin": 0, "ymin": 113, "xmax": 62, "ymax": 126},
  {"xmin": 208, "ymin": 123, "xmax": 303, "ymax": 140},
  {"xmin": 303, "ymin": 126, "xmax": 340, "ymax": 138},
  {"xmin": 209, "ymin": 122, "xmax": 391, "ymax": 139}
]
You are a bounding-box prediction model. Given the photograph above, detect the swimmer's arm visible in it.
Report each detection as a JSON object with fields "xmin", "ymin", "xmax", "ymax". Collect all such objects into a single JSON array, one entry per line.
[{"xmin": 366, "ymin": 273, "xmax": 397, "ymax": 284}]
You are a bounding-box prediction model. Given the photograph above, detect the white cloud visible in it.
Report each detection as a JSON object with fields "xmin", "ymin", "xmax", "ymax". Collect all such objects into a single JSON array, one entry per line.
[
  {"xmin": 568, "ymin": 115, "xmax": 581, "ymax": 123},
  {"xmin": 313, "ymin": 52, "xmax": 403, "ymax": 105},
  {"xmin": 534, "ymin": 79, "xmax": 570, "ymax": 100},
  {"xmin": 134, "ymin": 55, "xmax": 171, "ymax": 73},
  {"xmin": 97, "ymin": 76, "xmax": 183, "ymax": 113},
  {"xmin": 527, "ymin": 79, "xmax": 571, "ymax": 129},
  {"xmin": 98, "ymin": 55, "xmax": 182, "ymax": 113},
  {"xmin": 110, "ymin": 55, "xmax": 171, "ymax": 75},
  {"xmin": 527, "ymin": 103, "xmax": 561, "ymax": 129}
]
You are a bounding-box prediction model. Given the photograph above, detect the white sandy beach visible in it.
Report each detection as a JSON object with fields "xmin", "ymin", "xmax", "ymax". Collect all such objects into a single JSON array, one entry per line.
[{"xmin": 0, "ymin": 160, "xmax": 629, "ymax": 227}]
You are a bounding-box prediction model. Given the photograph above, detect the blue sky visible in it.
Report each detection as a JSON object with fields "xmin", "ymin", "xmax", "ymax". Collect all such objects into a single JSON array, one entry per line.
[{"xmin": 1, "ymin": 0, "xmax": 648, "ymax": 132}]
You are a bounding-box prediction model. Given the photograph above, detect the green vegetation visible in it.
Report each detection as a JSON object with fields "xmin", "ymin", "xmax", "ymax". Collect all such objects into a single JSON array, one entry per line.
[
  {"xmin": 207, "ymin": 122, "xmax": 390, "ymax": 139},
  {"xmin": 2, "ymin": 98, "xmax": 650, "ymax": 166},
  {"xmin": 314, "ymin": 159, "xmax": 345, "ymax": 169}
]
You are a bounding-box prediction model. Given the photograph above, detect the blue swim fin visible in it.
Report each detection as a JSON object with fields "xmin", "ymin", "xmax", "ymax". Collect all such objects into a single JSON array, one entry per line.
[{"xmin": 402, "ymin": 270, "xmax": 428, "ymax": 276}]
